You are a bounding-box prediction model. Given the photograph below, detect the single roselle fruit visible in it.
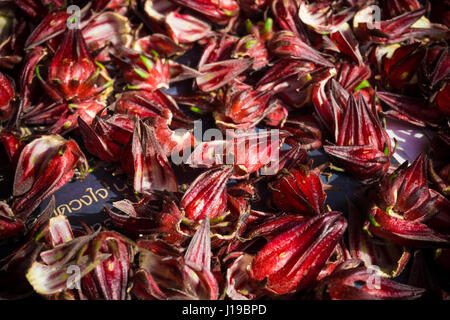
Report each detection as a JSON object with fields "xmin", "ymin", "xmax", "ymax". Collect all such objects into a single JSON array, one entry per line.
[
  {"xmin": 12, "ymin": 135, "xmax": 88, "ymax": 219},
  {"xmin": 0, "ymin": 71, "xmax": 15, "ymax": 121},
  {"xmin": 268, "ymin": 31, "xmax": 334, "ymax": 67},
  {"xmin": 314, "ymin": 260, "xmax": 424, "ymax": 300},
  {"xmin": 181, "ymin": 166, "xmax": 232, "ymax": 221},
  {"xmin": 365, "ymin": 154, "xmax": 450, "ymax": 247},
  {"xmin": 2, "ymin": 0, "xmax": 450, "ymax": 302},
  {"xmin": 106, "ymin": 195, "xmax": 188, "ymax": 245},
  {"xmin": 122, "ymin": 118, "xmax": 178, "ymax": 194},
  {"xmin": 324, "ymin": 94, "xmax": 393, "ymax": 183},
  {"xmin": 37, "ymin": 28, "xmax": 113, "ymax": 103},
  {"xmin": 270, "ymin": 162, "xmax": 326, "ymax": 215},
  {"xmin": 76, "ymin": 231, "xmax": 134, "ymax": 300},
  {"xmin": 365, "ymin": 206, "xmax": 449, "ymax": 247},
  {"xmin": 376, "ymin": 154, "xmax": 431, "ymax": 218},
  {"xmin": 170, "ymin": 0, "xmax": 239, "ymax": 24},
  {"xmin": 335, "ymin": 94, "xmax": 391, "ymax": 152},
  {"xmin": 249, "ymin": 211, "xmax": 347, "ymax": 295},
  {"xmin": 114, "ymin": 48, "xmax": 170, "ymax": 91},
  {"xmin": 17, "ymin": 46, "xmax": 47, "ymax": 118},
  {"xmin": 220, "ymin": 87, "xmax": 273, "ymax": 127},
  {"xmin": 165, "ymin": 11, "xmax": 212, "ymax": 44}
]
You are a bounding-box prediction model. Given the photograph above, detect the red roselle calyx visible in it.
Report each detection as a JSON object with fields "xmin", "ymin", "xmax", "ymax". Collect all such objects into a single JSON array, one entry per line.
[
  {"xmin": 37, "ymin": 28, "xmax": 113, "ymax": 103},
  {"xmin": 365, "ymin": 154, "xmax": 450, "ymax": 247},
  {"xmin": 324, "ymin": 94, "xmax": 393, "ymax": 183},
  {"xmin": 12, "ymin": 135, "xmax": 88, "ymax": 219},
  {"xmin": 249, "ymin": 211, "xmax": 347, "ymax": 295},
  {"xmin": 270, "ymin": 163, "xmax": 327, "ymax": 215},
  {"xmin": 181, "ymin": 166, "xmax": 233, "ymax": 221}
]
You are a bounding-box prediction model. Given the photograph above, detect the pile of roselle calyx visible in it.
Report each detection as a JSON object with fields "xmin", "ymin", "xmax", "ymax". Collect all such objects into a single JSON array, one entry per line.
[{"xmin": 0, "ymin": 0, "xmax": 449, "ymax": 301}]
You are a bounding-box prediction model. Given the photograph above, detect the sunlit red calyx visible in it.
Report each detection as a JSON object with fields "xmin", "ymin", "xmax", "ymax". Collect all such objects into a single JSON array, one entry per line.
[
  {"xmin": 271, "ymin": 163, "xmax": 326, "ymax": 215},
  {"xmin": 249, "ymin": 212, "xmax": 347, "ymax": 295},
  {"xmin": 181, "ymin": 166, "xmax": 232, "ymax": 221},
  {"xmin": 12, "ymin": 135, "xmax": 88, "ymax": 218},
  {"xmin": 42, "ymin": 29, "xmax": 111, "ymax": 102},
  {"xmin": 365, "ymin": 154, "xmax": 450, "ymax": 246}
]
